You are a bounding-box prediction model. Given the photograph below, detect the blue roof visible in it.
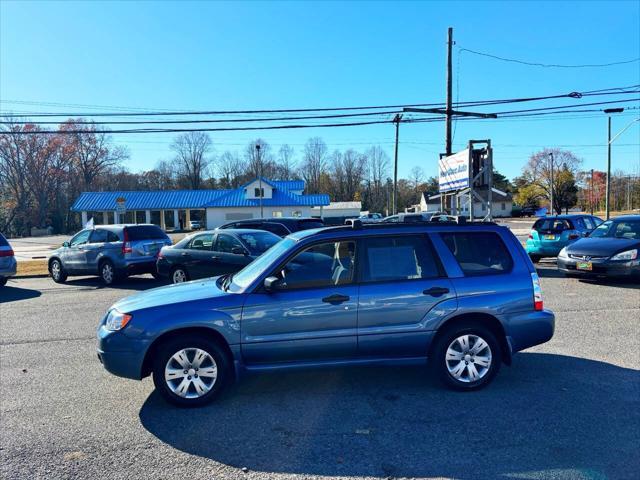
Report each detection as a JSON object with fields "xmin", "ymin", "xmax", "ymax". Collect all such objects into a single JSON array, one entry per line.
[
  {"xmin": 203, "ymin": 189, "xmax": 328, "ymax": 208},
  {"xmin": 71, "ymin": 178, "xmax": 326, "ymax": 212}
]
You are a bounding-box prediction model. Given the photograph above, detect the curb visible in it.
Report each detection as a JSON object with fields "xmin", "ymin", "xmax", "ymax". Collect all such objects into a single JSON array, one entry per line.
[{"xmin": 13, "ymin": 274, "xmax": 50, "ymax": 279}]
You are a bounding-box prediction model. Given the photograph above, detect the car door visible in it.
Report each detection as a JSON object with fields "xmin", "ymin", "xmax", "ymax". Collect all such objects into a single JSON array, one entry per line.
[
  {"xmin": 214, "ymin": 233, "xmax": 253, "ymax": 275},
  {"xmin": 84, "ymin": 229, "xmax": 109, "ymax": 273},
  {"xmin": 182, "ymin": 233, "xmax": 216, "ymax": 279},
  {"xmin": 64, "ymin": 230, "xmax": 92, "ymax": 273},
  {"xmin": 356, "ymin": 234, "xmax": 455, "ymax": 358},
  {"xmin": 241, "ymin": 239, "xmax": 359, "ymax": 365}
]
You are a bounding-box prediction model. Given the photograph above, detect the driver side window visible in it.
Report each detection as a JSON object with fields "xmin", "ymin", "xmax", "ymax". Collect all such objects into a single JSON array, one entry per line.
[
  {"xmin": 276, "ymin": 241, "xmax": 356, "ymax": 290},
  {"xmin": 70, "ymin": 230, "xmax": 91, "ymax": 246}
]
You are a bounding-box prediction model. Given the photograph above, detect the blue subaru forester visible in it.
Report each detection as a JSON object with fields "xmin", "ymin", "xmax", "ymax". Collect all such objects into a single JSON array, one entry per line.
[{"xmin": 98, "ymin": 220, "xmax": 554, "ymax": 407}]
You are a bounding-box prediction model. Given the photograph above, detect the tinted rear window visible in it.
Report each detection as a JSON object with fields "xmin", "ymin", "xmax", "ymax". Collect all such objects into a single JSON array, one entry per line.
[
  {"xmin": 533, "ymin": 218, "xmax": 573, "ymax": 232},
  {"xmin": 441, "ymin": 232, "xmax": 513, "ymax": 276},
  {"xmin": 126, "ymin": 226, "xmax": 167, "ymax": 240},
  {"xmin": 0, "ymin": 233, "xmax": 9, "ymax": 247},
  {"xmin": 296, "ymin": 220, "xmax": 325, "ymax": 230}
]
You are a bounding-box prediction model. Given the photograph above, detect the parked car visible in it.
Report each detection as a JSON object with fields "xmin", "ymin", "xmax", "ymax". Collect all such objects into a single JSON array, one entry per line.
[
  {"xmin": 525, "ymin": 214, "xmax": 603, "ymax": 262},
  {"xmin": 218, "ymin": 217, "xmax": 325, "ymax": 237},
  {"xmin": 0, "ymin": 233, "xmax": 17, "ymax": 286},
  {"xmin": 48, "ymin": 224, "xmax": 171, "ymax": 285},
  {"xmin": 188, "ymin": 220, "xmax": 203, "ymax": 230},
  {"xmin": 557, "ymin": 215, "xmax": 640, "ymax": 279},
  {"xmin": 156, "ymin": 229, "xmax": 280, "ymax": 284},
  {"xmin": 382, "ymin": 211, "xmax": 445, "ymax": 223},
  {"xmin": 516, "ymin": 207, "xmax": 537, "ymax": 218},
  {"xmin": 358, "ymin": 213, "xmax": 384, "ymax": 223},
  {"xmin": 97, "ymin": 220, "xmax": 554, "ymax": 407}
]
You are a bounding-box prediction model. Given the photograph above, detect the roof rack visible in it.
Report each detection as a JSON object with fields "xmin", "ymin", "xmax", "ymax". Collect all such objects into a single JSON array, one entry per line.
[{"xmin": 315, "ymin": 218, "xmax": 497, "ymax": 235}]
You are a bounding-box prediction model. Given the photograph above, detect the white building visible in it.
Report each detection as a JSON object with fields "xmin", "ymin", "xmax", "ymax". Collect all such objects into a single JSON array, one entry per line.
[
  {"xmin": 421, "ymin": 187, "xmax": 513, "ymax": 218},
  {"xmin": 71, "ymin": 178, "xmax": 330, "ymax": 230}
]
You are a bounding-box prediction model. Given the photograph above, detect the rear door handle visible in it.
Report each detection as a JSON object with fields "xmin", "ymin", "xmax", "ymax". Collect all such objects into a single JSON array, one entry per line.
[
  {"xmin": 181, "ymin": 252, "xmax": 191, "ymax": 256},
  {"xmin": 211, "ymin": 255, "xmax": 220, "ymax": 260},
  {"xmin": 423, "ymin": 287, "xmax": 450, "ymax": 296},
  {"xmin": 322, "ymin": 294, "xmax": 350, "ymax": 304}
]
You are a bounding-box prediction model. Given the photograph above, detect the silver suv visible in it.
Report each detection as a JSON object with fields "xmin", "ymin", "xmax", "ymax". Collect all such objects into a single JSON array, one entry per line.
[
  {"xmin": 0, "ymin": 233, "xmax": 17, "ymax": 286},
  {"xmin": 48, "ymin": 225, "xmax": 171, "ymax": 285}
]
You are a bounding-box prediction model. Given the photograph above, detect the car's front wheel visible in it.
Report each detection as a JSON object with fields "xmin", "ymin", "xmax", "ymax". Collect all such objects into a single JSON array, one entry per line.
[
  {"xmin": 432, "ymin": 322, "xmax": 502, "ymax": 390},
  {"xmin": 49, "ymin": 259, "xmax": 67, "ymax": 283},
  {"xmin": 152, "ymin": 335, "xmax": 231, "ymax": 407}
]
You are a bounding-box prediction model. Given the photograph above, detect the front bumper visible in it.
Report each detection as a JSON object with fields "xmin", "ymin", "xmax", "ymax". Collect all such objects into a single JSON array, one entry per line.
[
  {"xmin": 557, "ymin": 257, "xmax": 640, "ymax": 278},
  {"xmin": 97, "ymin": 324, "xmax": 150, "ymax": 380}
]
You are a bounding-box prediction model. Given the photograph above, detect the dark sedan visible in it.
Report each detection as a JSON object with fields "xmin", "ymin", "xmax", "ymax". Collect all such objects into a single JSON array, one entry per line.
[
  {"xmin": 156, "ymin": 229, "xmax": 280, "ymax": 284},
  {"xmin": 557, "ymin": 215, "xmax": 640, "ymax": 279}
]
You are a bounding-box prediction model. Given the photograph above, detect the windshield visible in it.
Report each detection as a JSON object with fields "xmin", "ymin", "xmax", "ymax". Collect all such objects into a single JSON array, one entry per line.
[
  {"xmin": 590, "ymin": 220, "xmax": 640, "ymax": 239},
  {"xmin": 229, "ymin": 238, "xmax": 296, "ymax": 291},
  {"xmin": 237, "ymin": 231, "xmax": 281, "ymax": 255}
]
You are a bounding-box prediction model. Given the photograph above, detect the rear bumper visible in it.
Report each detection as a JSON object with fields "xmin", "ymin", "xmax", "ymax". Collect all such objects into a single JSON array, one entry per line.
[
  {"xmin": 122, "ymin": 259, "xmax": 157, "ymax": 276},
  {"xmin": 0, "ymin": 257, "xmax": 17, "ymax": 278},
  {"xmin": 557, "ymin": 257, "xmax": 640, "ymax": 278},
  {"xmin": 503, "ymin": 310, "xmax": 555, "ymax": 353},
  {"xmin": 525, "ymin": 242, "xmax": 564, "ymax": 257},
  {"xmin": 155, "ymin": 258, "xmax": 172, "ymax": 277}
]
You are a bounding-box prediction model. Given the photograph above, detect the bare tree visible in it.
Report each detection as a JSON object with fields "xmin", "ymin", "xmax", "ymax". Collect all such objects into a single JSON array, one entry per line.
[
  {"xmin": 218, "ymin": 151, "xmax": 246, "ymax": 188},
  {"xmin": 331, "ymin": 149, "xmax": 366, "ymax": 201},
  {"xmin": 299, "ymin": 137, "xmax": 328, "ymax": 193},
  {"xmin": 245, "ymin": 139, "xmax": 276, "ymax": 179},
  {"xmin": 170, "ymin": 131, "xmax": 213, "ymax": 190},
  {"xmin": 276, "ymin": 144, "xmax": 296, "ymax": 179},
  {"xmin": 364, "ymin": 146, "xmax": 390, "ymax": 212},
  {"xmin": 0, "ymin": 120, "xmax": 31, "ymax": 233},
  {"xmin": 410, "ymin": 165, "xmax": 425, "ymax": 202}
]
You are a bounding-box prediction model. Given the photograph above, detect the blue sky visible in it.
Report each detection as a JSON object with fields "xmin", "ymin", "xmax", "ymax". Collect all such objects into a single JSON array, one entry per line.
[{"xmin": 1, "ymin": 0, "xmax": 639, "ymax": 181}]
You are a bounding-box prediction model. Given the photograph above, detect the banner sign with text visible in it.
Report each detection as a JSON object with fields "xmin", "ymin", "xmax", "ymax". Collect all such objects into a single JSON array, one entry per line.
[{"xmin": 439, "ymin": 149, "xmax": 470, "ymax": 192}]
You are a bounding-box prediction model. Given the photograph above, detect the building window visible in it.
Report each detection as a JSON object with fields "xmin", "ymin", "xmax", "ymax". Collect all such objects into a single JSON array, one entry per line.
[
  {"xmin": 292, "ymin": 210, "xmax": 302, "ymax": 217},
  {"xmin": 254, "ymin": 188, "xmax": 264, "ymax": 197},
  {"xmin": 501, "ymin": 202, "xmax": 506, "ymax": 211},
  {"xmin": 481, "ymin": 203, "xmax": 486, "ymax": 211},
  {"xmin": 272, "ymin": 211, "xmax": 283, "ymax": 218},
  {"xmin": 225, "ymin": 212, "xmax": 253, "ymax": 221}
]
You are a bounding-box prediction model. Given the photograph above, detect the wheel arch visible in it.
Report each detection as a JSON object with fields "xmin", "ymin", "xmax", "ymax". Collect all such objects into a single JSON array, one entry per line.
[
  {"xmin": 141, "ymin": 326, "xmax": 234, "ymax": 378},
  {"xmin": 48, "ymin": 256, "xmax": 63, "ymax": 271},
  {"xmin": 430, "ymin": 312, "xmax": 512, "ymax": 366}
]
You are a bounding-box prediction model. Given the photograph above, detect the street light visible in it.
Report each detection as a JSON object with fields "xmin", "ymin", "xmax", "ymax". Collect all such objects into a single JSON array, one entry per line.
[
  {"xmin": 548, "ymin": 152, "xmax": 554, "ymax": 216},
  {"xmin": 603, "ymin": 108, "xmax": 624, "ymax": 220},
  {"xmin": 256, "ymin": 144, "xmax": 263, "ymax": 218}
]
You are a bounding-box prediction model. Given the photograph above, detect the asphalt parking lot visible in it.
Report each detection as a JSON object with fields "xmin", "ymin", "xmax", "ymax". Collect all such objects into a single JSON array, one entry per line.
[{"xmin": 1, "ymin": 265, "xmax": 639, "ymax": 480}]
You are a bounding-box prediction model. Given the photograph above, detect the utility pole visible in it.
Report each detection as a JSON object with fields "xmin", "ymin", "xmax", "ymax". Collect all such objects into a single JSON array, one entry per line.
[
  {"xmin": 392, "ymin": 114, "xmax": 402, "ymax": 214},
  {"xmin": 590, "ymin": 168, "xmax": 594, "ymax": 215},
  {"xmin": 256, "ymin": 143, "xmax": 263, "ymax": 218},
  {"xmin": 606, "ymin": 115, "xmax": 612, "ymax": 220},
  {"xmin": 549, "ymin": 152, "xmax": 554, "ymax": 216},
  {"xmin": 445, "ymin": 27, "xmax": 453, "ymax": 157}
]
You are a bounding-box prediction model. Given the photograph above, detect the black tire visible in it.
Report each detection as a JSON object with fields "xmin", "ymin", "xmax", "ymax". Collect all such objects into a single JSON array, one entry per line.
[
  {"xmin": 431, "ymin": 321, "xmax": 502, "ymax": 391},
  {"xmin": 0, "ymin": 276, "xmax": 7, "ymax": 286},
  {"xmin": 170, "ymin": 266, "xmax": 189, "ymax": 284},
  {"xmin": 49, "ymin": 258, "xmax": 67, "ymax": 283},
  {"xmin": 152, "ymin": 334, "xmax": 231, "ymax": 407},
  {"xmin": 529, "ymin": 254, "xmax": 541, "ymax": 264},
  {"xmin": 99, "ymin": 259, "xmax": 119, "ymax": 285}
]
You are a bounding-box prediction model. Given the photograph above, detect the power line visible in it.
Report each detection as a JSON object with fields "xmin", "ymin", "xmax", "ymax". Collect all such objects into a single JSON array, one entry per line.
[{"xmin": 458, "ymin": 47, "xmax": 640, "ymax": 68}]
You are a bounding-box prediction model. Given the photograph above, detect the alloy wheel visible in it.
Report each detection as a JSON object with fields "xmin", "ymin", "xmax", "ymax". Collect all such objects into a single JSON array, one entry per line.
[
  {"xmin": 172, "ymin": 269, "xmax": 187, "ymax": 283},
  {"xmin": 51, "ymin": 261, "xmax": 61, "ymax": 280},
  {"xmin": 164, "ymin": 348, "xmax": 218, "ymax": 399},
  {"xmin": 102, "ymin": 263, "xmax": 114, "ymax": 284},
  {"xmin": 445, "ymin": 334, "xmax": 493, "ymax": 383}
]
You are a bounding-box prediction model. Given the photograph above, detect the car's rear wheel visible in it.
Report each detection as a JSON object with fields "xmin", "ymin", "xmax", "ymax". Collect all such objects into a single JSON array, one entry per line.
[
  {"xmin": 152, "ymin": 335, "xmax": 231, "ymax": 407},
  {"xmin": 49, "ymin": 259, "xmax": 67, "ymax": 283},
  {"xmin": 99, "ymin": 260, "xmax": 118, "ymax": 285},
  {"xmin": 171, "ymin": 266, "xmax": 189, "ymax": 284},
  {"xmin": 432, "ymin": 322, "xmax": 502, "ymax": 390}
]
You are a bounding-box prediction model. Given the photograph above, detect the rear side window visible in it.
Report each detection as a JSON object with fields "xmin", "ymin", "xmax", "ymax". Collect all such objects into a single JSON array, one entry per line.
[
  {"xmin": 295, "ymin": 220, "xmax": 325, "ymax": 231},
  {"xmin": 441, "ymin": 232, "xmax": 513, "ymax": 276},
  {"xmin": 573, "ymin": 218, "xmax": 586, "ymax": 229},
  {"xmin": 89, "ymin": 229, "xmax": 108, "ymax": 243},
  {"xmin": 583, "ymin": 217, "xmax": 595, "ymax": 230},
  {"xmin": 261, "ymin": 223, "xmax": 290, "ymax": 236},
  {"xmin": 533, "ymin": 219, "xmax": 572, "ymax": 232},
  {"xmin": 188, "ymin": 233, "xmax": 214, "ymax": 251},
  {"xmin": 0, "ymin": 234, "xmax": 9, "ymax": 247},
  {"xmin": 361, "ymin": 235, "xmax": 441, "ymax": 282},
  {"xmin": 126, "ymin": 226, "xmax": 167, "ymax": 240}
]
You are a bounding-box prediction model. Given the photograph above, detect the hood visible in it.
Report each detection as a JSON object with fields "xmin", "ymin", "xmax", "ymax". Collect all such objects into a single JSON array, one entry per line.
[
  {"xmin": 111, "ymin": 276, "xmax": 234, "ymax": 313},
  {"xmin": 566, "ymin": 237, "xmax": 640, "ymax": 257}
]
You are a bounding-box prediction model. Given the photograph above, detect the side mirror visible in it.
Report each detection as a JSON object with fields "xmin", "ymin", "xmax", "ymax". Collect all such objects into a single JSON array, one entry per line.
[
  {"xmin": 62, "ymin": 241, "xmax": 70, "ymax": 247},
  {"xmin": 263, "ymin": 276, "xmax": 281, "ymax": 291},
  {"xmin": 583, "ymin": 231, "xmax": 590, "ymax": 237},
  {"xmin": 232, "ymin": 246, "xmax": 248, "ymax": 255}
]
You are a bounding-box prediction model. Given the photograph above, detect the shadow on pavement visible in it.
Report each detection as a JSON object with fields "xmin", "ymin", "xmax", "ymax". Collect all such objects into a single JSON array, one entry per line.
[
  {"xmin": 0, "ymin": 285, "xmax": 42, "ymax": 303},
  {"xmin": 139, "ymin": 353, "xmax": 640, "ymax": 479},
  {"xmin": 64, "ymin": 275, "xmax": 167, "ymax": 291}
]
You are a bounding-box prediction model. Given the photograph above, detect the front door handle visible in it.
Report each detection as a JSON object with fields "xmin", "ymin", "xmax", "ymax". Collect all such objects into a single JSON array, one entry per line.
[
  {"xmin": 211, "ymin": 255, "xmax": 220, "ymax": 260},
  {"xmin": 181, "ymin": 252, "xmax": 191, "ymax": 256},
  {"xmin": 423, "ymin": 286, "xmax": 450, "ymax": 297},
  {"xmin": 322, "ymin": 294, "xmax": 350, "ymax": 304}
]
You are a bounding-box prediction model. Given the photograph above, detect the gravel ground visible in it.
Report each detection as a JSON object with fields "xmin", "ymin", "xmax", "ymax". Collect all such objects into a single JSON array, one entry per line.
[{"xmin": 1, "ymin": 266, "xmax": 638, "ymax": 480}]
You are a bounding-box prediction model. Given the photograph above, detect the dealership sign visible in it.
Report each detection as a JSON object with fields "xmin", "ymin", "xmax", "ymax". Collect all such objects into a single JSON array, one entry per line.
[
  {"xmin": 439, "ymin": 149, "xmax": 470, "ymax": 192},
  {"xmin": 115, "ymin": 197, "xmax": 127, "ymax": 214}
]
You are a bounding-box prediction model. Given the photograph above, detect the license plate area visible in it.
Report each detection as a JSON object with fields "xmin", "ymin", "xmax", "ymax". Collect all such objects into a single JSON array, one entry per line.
[
  {"xmin": 544, "ymin": 234, "xmax": 556, "ymax": 240},
  {"xmin": 576, "ymin": 261, "xmax": 593, "ymax": 271}
]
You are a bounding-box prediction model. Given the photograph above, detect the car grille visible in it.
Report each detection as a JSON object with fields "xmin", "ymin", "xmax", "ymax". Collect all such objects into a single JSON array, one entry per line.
[{"xmin": 569, "ymin": 254, "xmax": 607, "ymax": 260}]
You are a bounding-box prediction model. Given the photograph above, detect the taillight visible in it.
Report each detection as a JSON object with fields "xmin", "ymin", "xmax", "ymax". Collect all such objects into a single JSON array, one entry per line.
[
  {"xmin": 122, "ymin": 229, "xmax": 132, "ymax": 254},
  {"xmin": 157, "ymin": 249, "xmax": 164, "ymax": 259},
  {"xmin": 531, "ymin": 272, "xmax": 543, "ymax": 311},
  {"xmin": 528, "ymin": 233, "xmax": 533, "ymax": 239},
  {"xmin": 568, "ymin": 234, "xmax": 579, "ymax": 240},
  {"xmin": 0, "ymin": 248, "xmax": 14, "ymax": 257}
]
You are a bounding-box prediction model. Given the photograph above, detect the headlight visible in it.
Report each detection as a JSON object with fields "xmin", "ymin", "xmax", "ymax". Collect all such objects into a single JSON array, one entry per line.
[
  {"xmin": 610, "ymin": 249, "xmax": 638, "ymax": 261},
  {"xmin": 105, "ymin": 310, "xmax": 132, "ymax": 331},
  {"xmin": 558, "ymin": 247, "xmax": 568, "ymax": 258}
]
